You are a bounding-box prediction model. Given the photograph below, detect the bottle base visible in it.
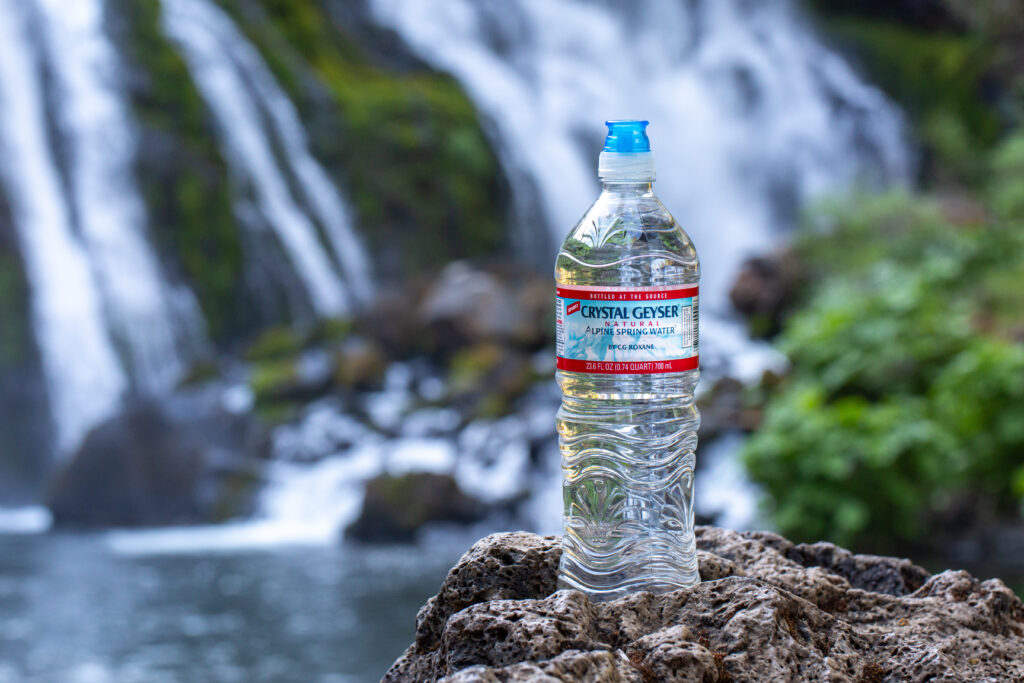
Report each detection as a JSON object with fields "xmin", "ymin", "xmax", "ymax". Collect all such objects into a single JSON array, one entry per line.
[{"xmin": 557, "ymin": 533, "xmax": 700, "ymax": 602}]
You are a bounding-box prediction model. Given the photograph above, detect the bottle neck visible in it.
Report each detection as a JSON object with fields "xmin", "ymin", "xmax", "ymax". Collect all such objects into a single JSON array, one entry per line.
[{"xmin": 600, "ymin": 180, "xmax": 653, "ymax": 195}]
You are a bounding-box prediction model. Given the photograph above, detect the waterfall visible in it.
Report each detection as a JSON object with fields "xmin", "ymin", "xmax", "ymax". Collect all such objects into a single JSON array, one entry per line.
[
  {"xmin": 0, "ymin": 0, "xmax": 207, "ymax": 457},
  {"xmin": 368, "ymin": 0, "xmax": 910, "ymax": 313},
  {"xmin": 0, "ymin": 0, "xmax": 906, "ymax": 495},
  {"xmin": 0, "ymin": 0, "xmax": 374, "ymax": 465},
  {"xmin": 0, "ymin": 0, "xmax": 126, "ymax": 456},
  {"xmin": 0, "ymin": 0, "xmax": 124, "ymax": 456},
  {"xmin": 33, "ymin": 0, "xmax": 204, "ymax": 395},
  {"xmin": 161, "ymin": 0, "xmax": 372, "ymax": 316}
]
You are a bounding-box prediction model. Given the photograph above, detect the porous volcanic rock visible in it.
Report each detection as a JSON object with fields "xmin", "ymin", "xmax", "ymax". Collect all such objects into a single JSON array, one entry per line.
[{"xmin": 384, "ymin": 528, "xmax": 1024, "ymax": 682}]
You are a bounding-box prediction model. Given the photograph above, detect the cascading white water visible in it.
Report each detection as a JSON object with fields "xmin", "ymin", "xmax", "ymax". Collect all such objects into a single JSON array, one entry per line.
[
  {"xmin": 161, "ymin": 0, "xmax": 372, "ymax": 315},
  {"xmin": 33, "ymin": 0, "xmax": 203, "ymax": 395},
  {"xmin": 368, "ymin": 0, "xmax": 910, "ymax": 335},
  {"xmin": 0, "ymin": 0, "xmax": 372, "ymax": 465},
  {"xmin": 250, "ymin": 58, "xmax": 374, "ymax": 305},
  {"xmin": 0, "ymin": 0, "xmax": 127, "ymax": 456},
  {"xmin": 0, "ymin": 0, "xmax": 204, "ymax": 457}
]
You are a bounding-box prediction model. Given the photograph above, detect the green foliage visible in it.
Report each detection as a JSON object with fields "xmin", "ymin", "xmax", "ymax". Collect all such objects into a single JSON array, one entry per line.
[
  {"xmin": 243, "ymin": 325, "xmax": 305, "ymax": 363},
  {"xmin": 748, "ymin": 5, "xmax": 1024, "ymax": 549},
  {"xmin": 219, "ymin": 0, "xmax": 507, "ymax": 275},
  {"xmin": 249, "ymin": 358, "xmax": 299, "ymax": 399},
  {"xmin": 778, "ymin": 272, "xmax": 972, "ymax": 398},
  {"xmin": 744, "ymin": 192, "xmax": 1024, "ymax": 550},
  {"xmin": 988, "ymin": 131, "xmax": 1024, "ymax": 219},
  {"xmin": 112, "ymin": 0, "xmax": 245, "ymax": 342}
]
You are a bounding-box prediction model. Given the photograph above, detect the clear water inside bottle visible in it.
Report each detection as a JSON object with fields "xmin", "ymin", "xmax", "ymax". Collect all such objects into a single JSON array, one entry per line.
[{"xmin": 556, "ymin": 180, "xmax": 700, "ymax": 600}]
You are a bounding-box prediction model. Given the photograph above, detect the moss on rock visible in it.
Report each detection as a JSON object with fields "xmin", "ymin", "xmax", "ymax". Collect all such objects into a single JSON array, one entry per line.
[
  {"xmin": 108, "ymin": 0, "xmax": 247, "ymax": 343},
  {"xmin": 243, "ymin": 325, "xmax": 306, "ymax": 363},
  {"xmin": 218, "ymin": 0, "xmax": 509, "ymax": 276},
  {"xmin": 347, "ymin": 472, "xmax": 486, "ymax": 543}
]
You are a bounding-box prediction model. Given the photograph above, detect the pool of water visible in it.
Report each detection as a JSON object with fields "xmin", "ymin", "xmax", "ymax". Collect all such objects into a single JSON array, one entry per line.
[{"xmin": 0, "ymin": 532, "xmax": 463, "ymax": 682}]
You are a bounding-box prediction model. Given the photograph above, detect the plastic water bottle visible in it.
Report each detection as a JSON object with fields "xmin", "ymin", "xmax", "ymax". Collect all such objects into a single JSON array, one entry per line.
[{"xmin": 555, "ymin": 120, "xmax": 700, "ymax": 599}]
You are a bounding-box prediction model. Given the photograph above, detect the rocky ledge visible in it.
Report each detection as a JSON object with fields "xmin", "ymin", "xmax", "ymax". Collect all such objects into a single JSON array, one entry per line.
[{"xmin": 385, "ymin": 528, "xmax": 1024, "ymax": 682}]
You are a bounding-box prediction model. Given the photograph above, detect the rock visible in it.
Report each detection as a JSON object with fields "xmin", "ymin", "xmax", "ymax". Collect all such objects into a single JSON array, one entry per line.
[
  {"xmin": 445, "ymin": 649, "xmax": 642, "ymax": 682},
  {"xmin": 421, "ymin": 263, "xmax": 524, "ymax": 346},
  {"xmin": 334, "ymin": 336, "xmax": 388, "ymax": 390},
  {"xmin": 243, "ymin": 325, "xmax": 305, "ymax": 362},
  {"xmin": 249, "ymin": 349, "xmax": 336, "ymax": 406},
  {"xmin": 384, "ymin": 528, "xmax": 1024, "ymax": 682},
  {"xmin": 511, "ymin": 274, "xmax": 555, "ymax": 350},
  {"xmin": 357, "ymin": 287, "xmax": 433, "ymax": 358},
  {"xmin": 729, "ymin": 249, "xmax": 803, "ymax": 338},
  {"xmin": 696, "ymin": 376, "xmax": 763, "ymax": 442},
  {"xmin": 412, "ymin": 532, "xmax": 561, "ymax": 651},
  {"xmin": 352, "ymin": 264, "xmax": 550, "ymax": 364},
  {"xmin": 345, "ymin": 473, "xmax": 487, "ymax": 543},
  {"xmin": 47, "ymin": 398, "xmax": 264, "ymax": 528},
  {"xmin": 419, "ymin": 263, "xmax": 550, "ymax": 353},
  {"xmin": 0, "ymin": 200, "xmax": 52, "ymax": 501},
  {"xmin": 447, "ymin": 343, "xmax": 535, "ymax": 417},
  {"xmin": 46, "ymin": 404, "xmax": 203, "ymax": 527}
]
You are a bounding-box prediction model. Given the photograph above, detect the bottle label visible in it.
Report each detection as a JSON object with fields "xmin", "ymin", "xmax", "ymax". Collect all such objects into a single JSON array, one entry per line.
[{"xmin": 555, "ymin": 285, "xmax": 698, "ymax": 374}]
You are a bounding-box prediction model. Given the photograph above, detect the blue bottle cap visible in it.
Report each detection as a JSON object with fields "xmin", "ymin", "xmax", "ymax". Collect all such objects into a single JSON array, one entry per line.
[{"xmin": 603, "ymin": 120, "xmax": 651, "ymax": 153}]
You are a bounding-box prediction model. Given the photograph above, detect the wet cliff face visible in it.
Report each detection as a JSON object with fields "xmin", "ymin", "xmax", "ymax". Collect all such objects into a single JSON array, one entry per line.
[
  {"xmin": 0, "ymin": 187, "xmax": 50, "ymax": 501},
  {"xmin": 106, "ymin": 0, "xmax": 509, "ymax": 338},
  {"xmin": 219, "ymin": 0, "xmax": 510, "ymax": 278}
]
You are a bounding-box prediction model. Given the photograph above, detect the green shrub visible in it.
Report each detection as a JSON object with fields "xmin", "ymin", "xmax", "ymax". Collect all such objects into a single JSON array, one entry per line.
[
  {"xmin": 989, "ymin": 132, "xmax": 1024, "ymax": 219},
  {"xmin": 744, "ymin": 192, "xmax": 1024, "ymax": 550}
]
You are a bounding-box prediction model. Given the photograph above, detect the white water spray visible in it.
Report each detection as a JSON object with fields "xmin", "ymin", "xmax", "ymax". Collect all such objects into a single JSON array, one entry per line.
[
  {"xmin": 0, "ymin": 0, "xmax": 126, "ymax": 456},
  {"xmin": 34, "ymin": 0, "xmax": 203, "ymax": 395},
  {"xmin": 369, "ymin": 0, "xmax": 909, "ymax": 312}
]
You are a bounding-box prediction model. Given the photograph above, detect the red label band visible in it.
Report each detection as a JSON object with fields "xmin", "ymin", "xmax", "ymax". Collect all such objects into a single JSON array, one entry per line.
[
  {"xmin": 556, "ymin": 285, "xmax": 698, "ymax": 302},
  {"xmin": 556, "ymin": 356, "xmax": 699, "ymax": 374}
]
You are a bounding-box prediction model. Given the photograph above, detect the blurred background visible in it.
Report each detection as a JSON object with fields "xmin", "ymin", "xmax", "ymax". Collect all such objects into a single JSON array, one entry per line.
[{"xmin": 0, "ymin": 0, "xmax": 1021, "ymax": 680}]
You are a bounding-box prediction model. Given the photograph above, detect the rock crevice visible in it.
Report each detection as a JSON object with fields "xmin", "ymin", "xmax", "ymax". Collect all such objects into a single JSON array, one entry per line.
[{"xmin": 385, "ymin": 528, "xmax": 1024, "ymax": 682}]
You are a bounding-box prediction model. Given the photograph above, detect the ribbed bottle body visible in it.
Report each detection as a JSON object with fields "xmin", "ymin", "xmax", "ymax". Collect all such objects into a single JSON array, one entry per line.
[{"xmin": 555, "ymin": 182, "xmax": 700, "ymax": 600}]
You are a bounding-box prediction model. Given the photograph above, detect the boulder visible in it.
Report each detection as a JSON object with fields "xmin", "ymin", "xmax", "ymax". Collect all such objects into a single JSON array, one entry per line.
[
  {"xmin": 447, "ymin": 343, "xmax": 535, "ymax": 417},
  {"xmin": 47, "ymin": 404, "xmax": 203, "ymax": 527},
  {"xmin": 249, "ymin": 349, "xmax": 335, "ymax": 404},
  {"xmin": 419, "ymin": 262, "xmax": 549, "ymax": 353},
  {"xmin": 357, "ymin": 287, "xmax": 433, "ymax": 359},
  {"xmin": 334, "ymin": 336, "xmax": 388, "ymax": 391},
  {"xmin": 696, "ymin": 376, "xmax": 764, "ymax": 442},
  {"xmin": 385, "ymin": 528, "xmax": 1024, "ymax": 682},
  {"xmin": 421, "ymin": 263, "xmax": 523, "ymax": 344},
  {"xmin": 47, "ymin": 398, "xmax": 264, "ymax": 528},
  {"xmin": 345, "ymin": 473, "xmax": 487, "ymax": 543}
]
